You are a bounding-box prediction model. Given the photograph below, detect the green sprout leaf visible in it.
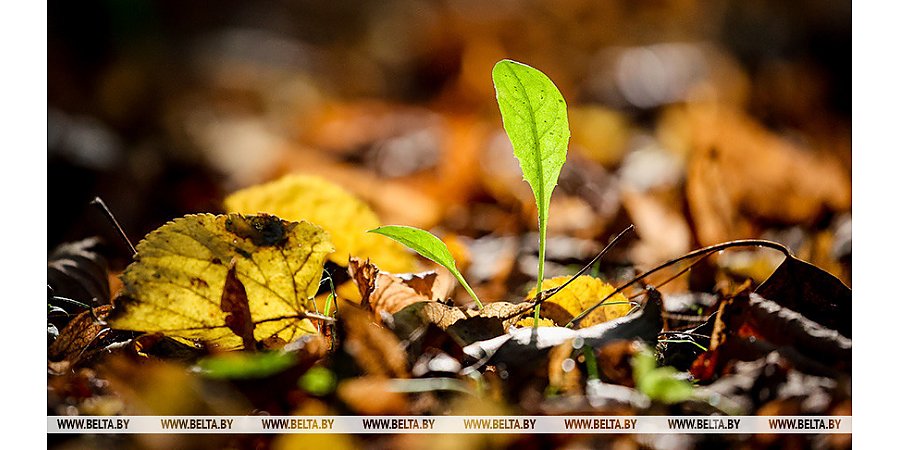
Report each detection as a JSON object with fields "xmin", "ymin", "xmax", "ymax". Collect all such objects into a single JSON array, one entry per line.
[
  {"xmin": 368, "ymin": 225, "xmax": 483, "ymax": 309},
  {"xmin": 632, "ymin": 348, "xmax": 693, "ymax": 404},
  {"xmin": 492, "ymin": 59, "xmax": 570, "ymax": 322},
  {"xmin": 195, "ymin": 351, "xmax": 296, "ymax": 380},
  {"xmin": 299, "ymin": 366, "xmax": 337, "ymax": 396}
]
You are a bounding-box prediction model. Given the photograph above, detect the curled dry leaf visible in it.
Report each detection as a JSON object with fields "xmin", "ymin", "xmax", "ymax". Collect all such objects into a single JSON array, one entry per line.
[
  {"xmin": 109, "ymin": 214, "xmax": 334, "ymax": 350},
  {"xmin": 348, "ymin": 256, "xmax": 454, "ymax": 322},
  {"xmin": 391, "ymin": 300, "xmax": 534, "ymax": 348},
  {"xmin": 695, "ymin": 290, "xmax": 851, "ymax": 380},
  {"xmin": 349, "ymin": 257, "xmax": 532, "ymax": 346},
  {"xmin": 224, "ymin": 174, "xmax": 416, "ymax": 273},
  {"xmin": 755, "ymin": 254, "xmax": 852, "ymax": 338},
  {"xmin": 49, "ymin": 305, "xmax": 112, "ymax": 366}
]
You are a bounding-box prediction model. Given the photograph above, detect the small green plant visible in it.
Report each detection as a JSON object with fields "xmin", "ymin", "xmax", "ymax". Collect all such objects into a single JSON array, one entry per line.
[
  {"xmin": 492, "ymin": 59, "xmax": 570, "ymax": 325},
  {"xmin": 369, "ymin": 225, "xmax": 483, "ymax": 309},
  {"xmin": 369, "ymin": 60, "xmax": 569, "ymax": 318},
  {"xmin": 632, "ymin": 347, "xmax": 693, "ymax": 404}
]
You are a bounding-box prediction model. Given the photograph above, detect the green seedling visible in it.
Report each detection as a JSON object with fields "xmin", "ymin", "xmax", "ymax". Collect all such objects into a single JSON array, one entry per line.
[
  {"xmin": 632, "ymin": 347, "xmax": 693, "ymax": 404},
  {"xmin": 492, "ymin": 59, "xmax": 570, "ymax": 325},
  {"xmin": 369, "ymin": 225, "xmax": 483, "ymax": 309},
  {"xmin": 370, "ymin": 59, "xmax": 570, "ymax": 318}
]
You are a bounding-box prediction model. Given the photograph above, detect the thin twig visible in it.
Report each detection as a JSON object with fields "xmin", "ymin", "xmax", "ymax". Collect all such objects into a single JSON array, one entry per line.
[
  {"xmin": 566, "ymin": 239, "xmax": 791, "ymax": 328},
  {"xmin": 658, "ymin": 331, "xmax": 711, "ymax": 339},
  {"xmin": 500, "ymin": 225, "xmax": 635, "ymax": 322},
  {"xmin": 659, "ymin": 339, "xmax": 708, "ymax": 352},
  {"xmin": 91, "ymin": 197, "xmax": 137, "ymax": 256},
  {"xmin": 534, "ymin": 225, "xmax": 635, "ymax": 306},
  {"xmin": 661, "ymin": 312, "xmax": 711, "ymax": 323},
  {"xmin": 626, "ymin": 252, "xmax": 714, "ymax": 300},
  {"xmin": 50, "ymin": 295, "xmax": 91, "ymax": 311}
]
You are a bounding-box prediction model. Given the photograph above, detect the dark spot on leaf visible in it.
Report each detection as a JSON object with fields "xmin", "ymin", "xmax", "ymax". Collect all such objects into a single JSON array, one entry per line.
[
  {"xmin": 225, "ymin": 214, "xmax": 297, "ymax": 247},
  {"xmin": 220, "ymin": 262, "xmax": 256, "ymax": 350}
]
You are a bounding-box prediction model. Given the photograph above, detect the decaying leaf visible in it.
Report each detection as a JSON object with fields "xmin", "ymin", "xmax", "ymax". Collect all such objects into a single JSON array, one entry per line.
[
  {"xmin": 391, "ymin": 300, "xmax": 534, "ymax": 348},
  {"xmin": 48, "ymin": 237, "xmax": 111, "ymax": 308},
  {"xmin": 697, "ymin": 290, "xmax": 851, "ymax": 380},
  {"xmin": 109, "ymin": 214, "xmax": 334, "ymax": 350},
  {"xmin": 682, "ymin": 105, "xmax": 850, "ymax": 246},
  {"xmin": 339, "ymin": 301, "xmax": 409, "ymax": 378},
  {"xmin": 522, "ymin": 275, "xmax": 632, "ymax": 327},
  {"xmin": 48, "ymin": 305, "xmax": 112, "ymax": 365},
  {"xmin": 224, "ymin": 174, "xmax": 416, "ymax": 273},
  {"xmin": 348, "ymin": 257, "xmax": 454, "ymax": 321},
  {"xmin": 349, "ymin": 258, "xmax": 532, "ymax": 345},
  {"xmin": 463, "ymin": 292, "xmax": 662, "ymax": 371},
  {"xmin": 755, "ymin": 254, "xmax": 851, "ymax": 337}
]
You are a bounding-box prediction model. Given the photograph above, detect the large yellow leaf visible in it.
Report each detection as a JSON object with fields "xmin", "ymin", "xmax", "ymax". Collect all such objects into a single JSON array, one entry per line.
[
  {"xmin": 223, "ymin": 175, "xmax": 416, "ymax": 273},
  {"xmin": 109, "ymin": 214, "xmax": 335, "ymax": 350},
  {"xmin": 519, "ymin": 275, "xmax": 632, "ymax": 328}
]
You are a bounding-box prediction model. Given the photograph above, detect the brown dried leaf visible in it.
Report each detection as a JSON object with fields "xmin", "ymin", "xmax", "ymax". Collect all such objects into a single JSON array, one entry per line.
[
  {"xmin": 220, "ymin": 260, "xmax": 256, "ymax": 350},
  {"xmin": 350, "ymin": 258, "xmax": 530, "ymax": 346},
  {"xmin": 48, "ymin": 237, "xmax": 111, "ymax": 308},
  {"xmin": 755, "ymin": 255, "xmax": 852, "ymax": 338},
  {"xmin": 48, "ymin": 305, "xmax": 112, "ymax": 364},
  {"xmin": 683, "ymin": 106, "xmax": 850, "ymax": 246},
  {"xmin": 391, "ymin": 300, "xmax": 533, "ymax": 347},
  {"xmin": 337, "ymin": 377, "xmax": 408, "ymax": 415},
  {"xmin": 340, "ymin": 302, "xmax": 409, "ymax": 378},
  {"xmin": 547, "ymin": 340, "xmax": 581, "ymax": 395},
  {"xmin": 704, "ymin": 291, "xmax": 851, "ymax": 377},
  {"xmin": 349, "ymin": 257, "xmax": 454, "ymax": 322}
]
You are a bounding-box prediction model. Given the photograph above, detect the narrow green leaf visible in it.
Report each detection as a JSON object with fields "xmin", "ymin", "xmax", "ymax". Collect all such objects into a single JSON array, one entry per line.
[
  {"xmin": 195, "ymin": 351, "xmax": 296, "ymax": 379},
  {"xmin": 299, "ymin": 366, "xmax": 337, "ymax": 396},
  {"xmin": 632, "ymin": 349, "xmax": 693, "ymax": 404},
  {"xmin": 493, "ymin": 59, "xmax": 570, "ymax": 323},
  {"xmin": 368, "ymin": 225, "xmax": 483, "ymax": 309}
]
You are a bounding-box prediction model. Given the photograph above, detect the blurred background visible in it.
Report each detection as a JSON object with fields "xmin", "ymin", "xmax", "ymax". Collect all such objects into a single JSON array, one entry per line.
[{"xmin": 48, "ymin": 0, "xmax": 851, "ymax": 287}]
